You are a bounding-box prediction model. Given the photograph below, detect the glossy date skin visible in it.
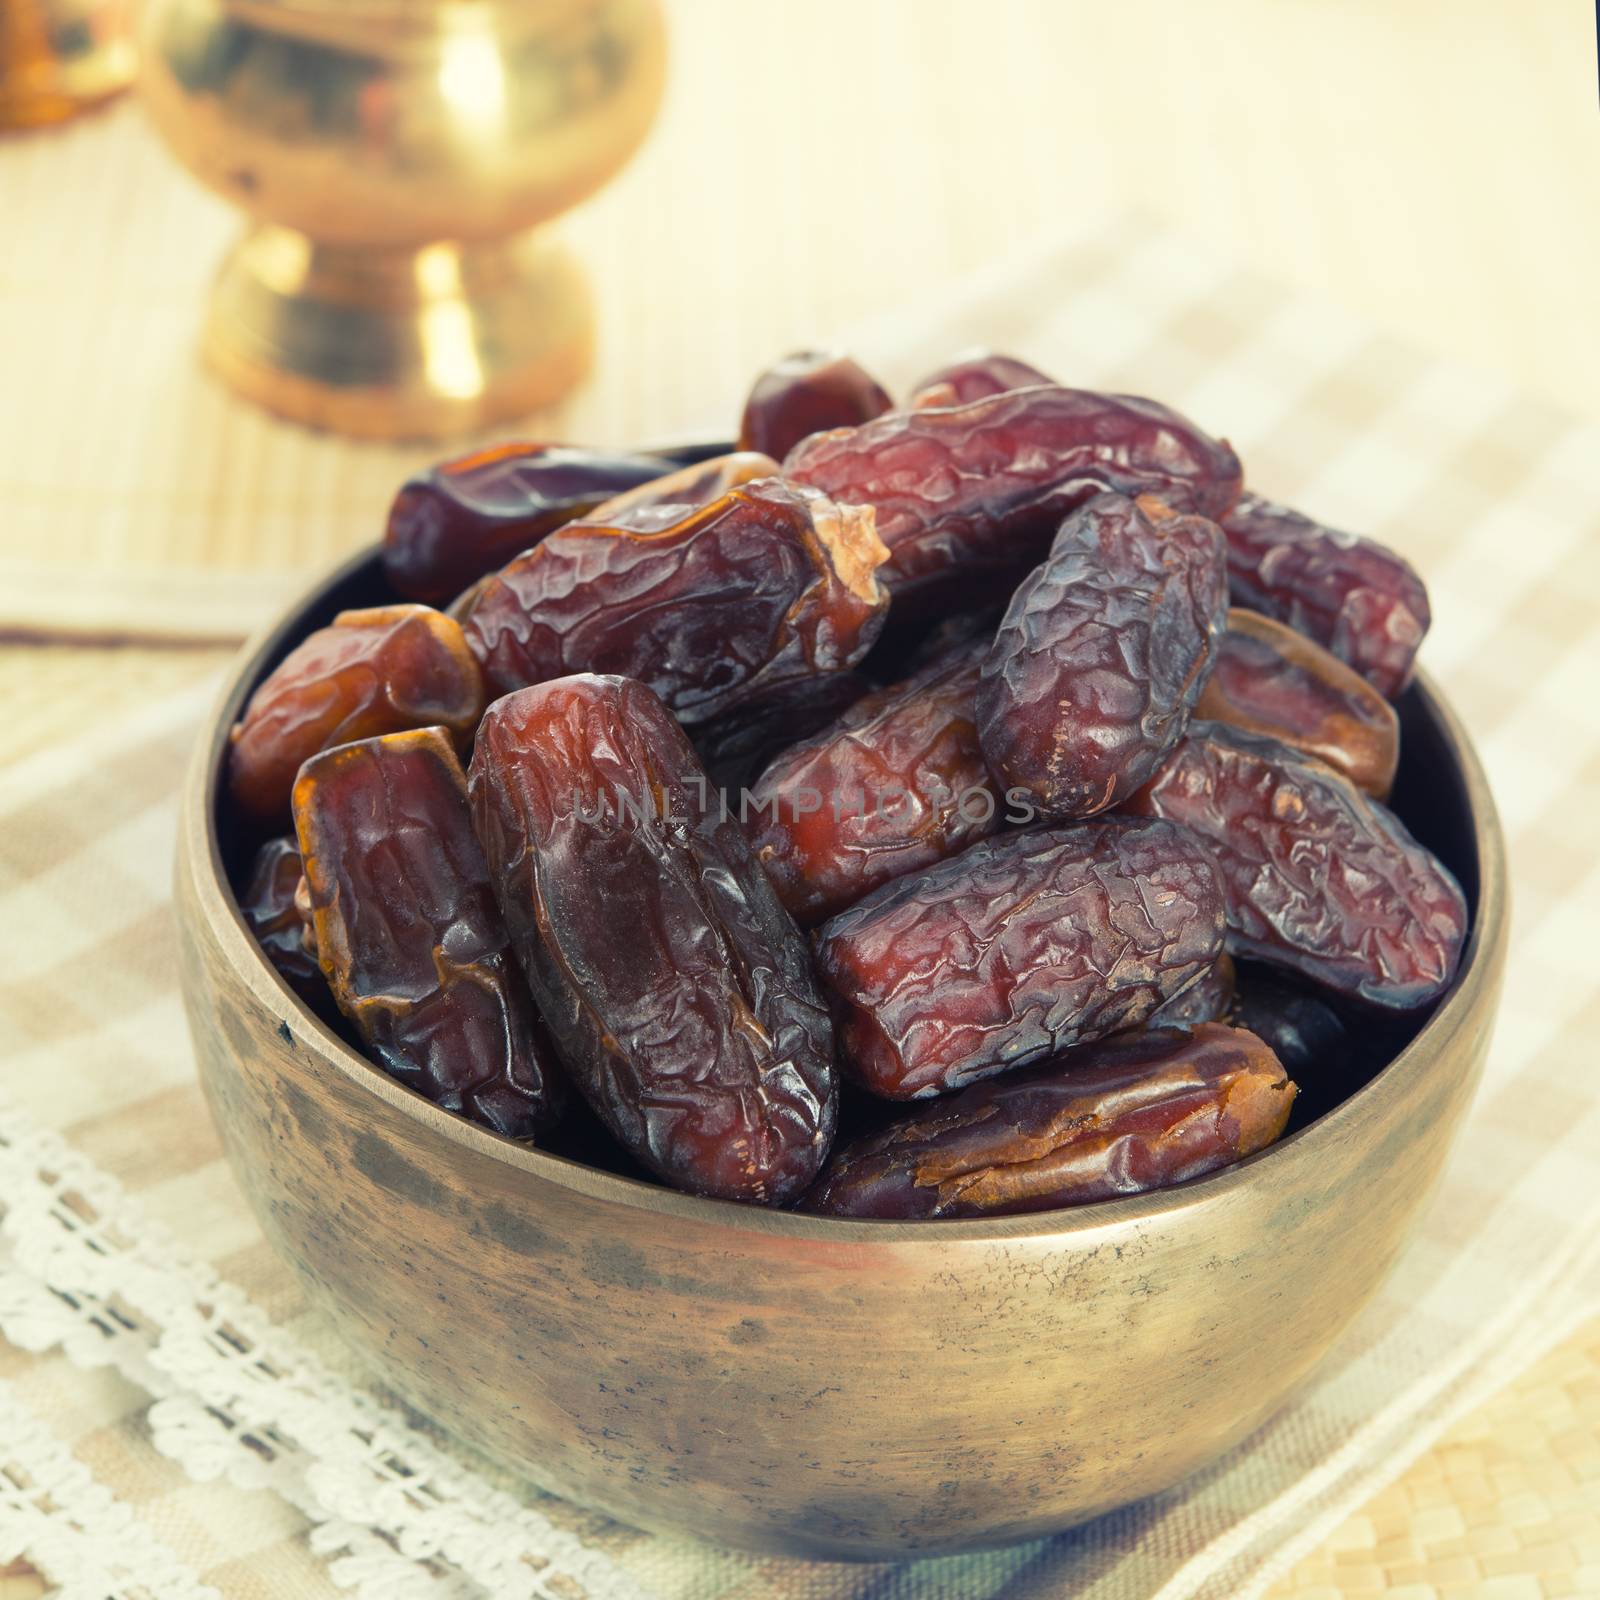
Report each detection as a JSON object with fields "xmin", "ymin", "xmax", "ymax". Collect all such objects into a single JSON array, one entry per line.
[
  {"xmin": 383, "ymin": 443, "xmax": 671, "ymax": 605},
  {"xmin": 1197, "ymin": 608, "xmax": 1399, "ymax": 798},
  {"xmin": 784, "ymin": 385, "xmax": 1243, "ymax": 617},
  {"xmin": 1148, "ymin": 952, "xmax": 1236, "ymax": 1028},
  {"xmin": 580, "ymin": 450, "xmax": 779, "ymax": 533},
  {"xmin": 1220, "ymin": 493, "xmax": 1431, "ymax": 699},
  {"xmin": 239, "ymin": 837, "xmax": 321, "ymax": 999},
  {"xmin": 1125, "ymin": 721, "xmax": 1467, "ymax": 1008},
  {"xmin": 228, "ymin": 605, "xmax": 484, "ymax": 829},
  {"xmin": 908, "ymin": 351, "xmax": 1055, "ymax": 409},
  {"xmin": 467, "ymin": 675, "xmax": 838, "ymax": 1204},
  {"xmin": 803, "ymin": 1023, "xmax": 1295, "ymax": 1219},
  {"xmin": 814, "ymin": 817, "xmax": 1226, "ymax": 1099},
  {"xmin": 747, "ymin": 639, "xmax": 1000, "ymax": 924},
  {"xmin": 978, "ymin": 493, "xmax": 1228, "ymax": 820},
  {"xmin": 692, "ymin": 671, "xmax": 871, "ymax": 796},
  {"xmin": 738, "ymin": 351, "xmax": 893, "ymax": 462},
  {"xmin": 292, "ymin": 728, "xmax": 563, "ymax": 1140},
  {"xmin": 458, "ymin": 479, "xmax": 891, "ymax": 721}
]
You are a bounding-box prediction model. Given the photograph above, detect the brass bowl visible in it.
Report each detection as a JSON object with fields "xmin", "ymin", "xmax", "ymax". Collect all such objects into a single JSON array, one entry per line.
[{"xmin": 175, "ymin": 534, "xmax": 1508, "ymax": 1559}]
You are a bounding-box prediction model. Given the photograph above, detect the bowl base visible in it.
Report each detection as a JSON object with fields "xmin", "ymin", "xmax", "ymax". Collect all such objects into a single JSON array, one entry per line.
[{"xmin": 201, "ymin": 224, "xmax": 594, "ymax": 440}]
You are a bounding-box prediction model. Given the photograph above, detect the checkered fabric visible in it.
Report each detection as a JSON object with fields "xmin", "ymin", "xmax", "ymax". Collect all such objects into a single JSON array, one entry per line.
[{"xmin": 2, "ymin": 218, "xmax": 1598, "ymax": 1599}]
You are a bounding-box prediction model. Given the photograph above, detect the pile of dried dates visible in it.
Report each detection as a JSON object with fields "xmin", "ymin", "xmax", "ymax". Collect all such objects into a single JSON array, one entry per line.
[{"xmin": 230, "ymin": 348, "xmax": 1467, "ymax": 1220}]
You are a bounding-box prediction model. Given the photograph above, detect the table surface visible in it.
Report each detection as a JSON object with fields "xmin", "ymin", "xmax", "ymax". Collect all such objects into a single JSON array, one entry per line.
[{"xmin": 2, "ymin": 2, "xmax": 1598, "ymax": 1595}]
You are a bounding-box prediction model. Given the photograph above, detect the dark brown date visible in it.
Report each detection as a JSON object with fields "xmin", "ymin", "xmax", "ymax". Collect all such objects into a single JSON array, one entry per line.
[
  {"xmin": 292, "ymin": 728, "xmax": 563, "ymax": 1140},
  {"xmin": 737, "ymin": 350, "xmax": 893, "ymax": 462},
  {"xmin": 579, "ymin": 450, "xmax": 779, "ymax": 534},
  {"xmin": 1197, "ymin": 608, "xmax": 1399, "ymax": 798},
  {"xmin": 747, "ymin": 639, "xmax": 1000, "ymax": 924},
  {"xmin": 1220, "ymin": 493, "xmax": 1430, "ymax": 699},
  {"xmin": 908, "ymin": 351, "xmax": 1054, "ymax": 409},
  {"xmin": 1230, "ymin": 964, "xmax": 1348, "ymax": 1078},
  {"xmin": 692, "ymin": 671, "xmax": 872, "ymax": 796},
  {"xmin": 803, "ymin": 1023, "xmax": 1295, "ymax": 1219},
  {"xmin": 458, "ymin": 479, "xmax": 891, "ymax": 721},
  {"xmin": 1125, "ymin": 721, "xmax": 1467, "ymax": 1008},
  {"xmin": 814, "ymin": 817, "xmax": 1226, "ymax": 1099},
  {"xmin": 1147, "ymin": 952, "xmax": 1236, "ymax": 1028},
  {"xmin": 977, "ymin": 492, "xmax": 1228, "ymax": 820},
  {"xmin": 784, "ymin": 385, "xmax": 1243, "ymax": 617},
  {"xmin": 467, "ymin": 674, "xmax": 838, "ymax": 1204},
  {"xmin": 239, "ymin": 837, "xmax": 321, "ymax": 998},
  {"xmin": 228, "ymin": 605, "xmax": 484, "ymax": 828},
  {"xmin": 383, "ymin": 443, "xmax": 672, "ymax": 605}
]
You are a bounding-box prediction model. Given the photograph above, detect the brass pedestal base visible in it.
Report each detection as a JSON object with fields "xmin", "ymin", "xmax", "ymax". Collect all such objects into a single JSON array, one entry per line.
[{"xmin": 202, "ymin": 227, "xmax": 594, "ymax": 440}]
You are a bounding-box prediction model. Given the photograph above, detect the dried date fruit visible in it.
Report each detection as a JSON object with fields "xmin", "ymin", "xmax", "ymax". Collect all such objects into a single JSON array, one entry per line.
[
  {"xmin": 692, "ymin": 671, "xmax": 872, "ymax": 796},
  {"xmin": 467, "ymin": 674, "xmax": 838, "ymax": 1204},
  {"xmin": 978, "ymin": 492, "xmax": 1228, "ymax": 820},
  {"xmin": 1220, "ymin": 493, "xmax": 1430, "ymax": 699},
  {"xmin": 784, "ymin": 384, "xmax": 1242, "ymax": 617},
  {"xmin": 383, "ymin": 443, "xmax": 672, "ymax": 605},
  {"xmin": 580, "ymin": 450, "xmax": 779, "ymax": 533},
  {"xmin": 1125, "ymin": 721, "xmax": 1467, "ymax": 1008},
  {"xmin": 458, "ymin": 479, "xmax": 891, "ymax": 721},
  {"xmin": 1197, "ymin": 608, "xmax": 1399, "ymax": 798},
  {"xmin": 814, "ymin": 817, "xmax": 1225, "ymax": 1099},
  {"xmin": 1230, "ymin": 963, "xmax": 1348, "ymax": 1078},
  {"xmin": 908, "ymin": 350, "xmax": 1055, "ymax": 409},
  {"xmin": 292, "ymin": 727, "xmax": 563, "ymax": 1140},
  {"xmin": 1147, "ymin": 952, "xmax": 1236, "ymax": 1028},
  {"xmin": 738, "ymin": 351, "xmax": 893, "ymax": 462},
  {"xmin": 239, "ymin": 837, "xmax": 321, "ymax": 998},
  {"xmin": 228, "ymin": 605, "xmax": 484, "ymax": 828},
  {"xmin": 803, "ymin": 1023, "xmax": 1295, "ymax": 1218},
  {"xmin": 747, "ymin": 639, "xmax": 1001, "ymax": 924}
]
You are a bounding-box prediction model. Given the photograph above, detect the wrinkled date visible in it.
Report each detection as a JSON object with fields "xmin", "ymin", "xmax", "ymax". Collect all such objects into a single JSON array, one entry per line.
[
  {"xmin": 784, "ymin": 385, "xmax": 1243, "ymax": 617},
  {"xmin": 747, "ymin": 639, "xmax": 1000, "ymax": 924},
  {"xmin": 458, "ymin": 479, "xmax": 891, "ymax": 720},
  {"xmin": 908, "ymin": 350, "xmax": 1055, "ymax": 409},
  {"xmin": 580, "ymin": 450, "xmax": 779, "ymax": 534},
  {"xmin": 292, "ymin": 728, "xmax": 563, "ymax": 1140},
  {"xmin": 467, "ymin": 675, "xmax": 838, "ymax": 1204},
  {"xmin": 803, "ymin": 1023, "xmax": 1295, "ymax": 1218},
  {"xmin": 239, "ymin": 837, "xmax": 321, "ymax": 998},
  {"xmin": 814, "ymin": 817, "xmax": 1226, "ymax": 1099},
  {"xmin": 228, "ymin": 605, "xmax": 484, "ymax": 828},
  {"xmin": 1125, "ymin": 721, "xmax": 1467, "ymax": 1008},
  {"xmin": 738, "ymin": 350, "xmax": 893, "ymax": 462},
  {"xmin": 978, "ymin": 493, "xmax": 1228, "ymax": 820},
  {"xmin": 1197, "ymin": 608, "xmax": 1399, "ymax": 798},
  {"xmin": 1148, "ymin": 952, "xmax": 1236, "ymax": 1028},
  {"xmin": 692, "ymin": 671, "xmax": 871, "ymax": 796},
  {"xmin": 1221, "ymin": 493, "xmax": 1431, "ymax": 699},
  {"xmin": 383, "ymin": 443, "xmax": 671, "ymax": 605}
]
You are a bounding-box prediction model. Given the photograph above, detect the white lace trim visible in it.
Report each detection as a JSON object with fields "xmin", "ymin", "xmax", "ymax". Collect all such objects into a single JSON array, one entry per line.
[
  {"xmin": 0, "ymin": 1093, "xmax": 655, "ymax": 1600},
  {"xmin": 0, "ymin": 1376, "xmax": 221, "ymax": 1600}
]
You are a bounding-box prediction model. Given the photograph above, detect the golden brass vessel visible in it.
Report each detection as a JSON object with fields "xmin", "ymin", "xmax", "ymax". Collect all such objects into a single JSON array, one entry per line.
[
  {"xmin": 176, "ymin": 540, "xmax": 1508, "ymax": 1559},
  {"xmin": 137, "ymin": 0, "xmax": 666, "ymax": 437},
  {"xmin": 0, "ymin": 0, "xmax": 134, "ymax": 128}
]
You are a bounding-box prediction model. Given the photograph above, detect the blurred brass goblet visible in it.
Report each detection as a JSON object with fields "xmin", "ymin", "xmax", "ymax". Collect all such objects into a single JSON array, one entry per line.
[
  {"xmin": 138, "ymin": 0, "xmax": 666, "ymax": 438},
  {"xmin": 0, "ymin": 0, "xmax": 135, "ymax": 128}
]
